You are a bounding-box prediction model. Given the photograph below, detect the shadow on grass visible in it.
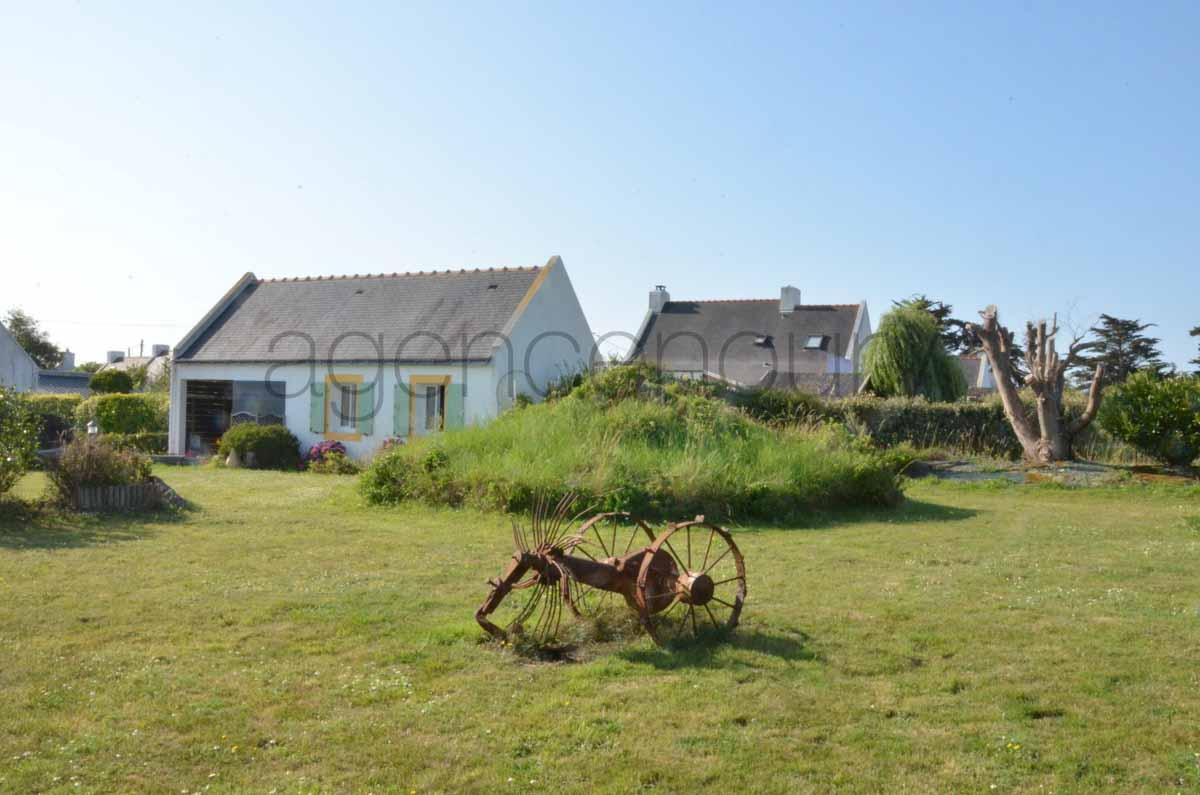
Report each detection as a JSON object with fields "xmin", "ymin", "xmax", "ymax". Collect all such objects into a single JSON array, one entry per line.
[
  {"xmin": 0, "ymin": 497, "xmax": 187, "ymax": 550},
  {"xmin": 734, "ymin": 498, "xmax": 978, "ymax": 533},
  {"xmin": 619, "ymin": 627, "xmax": 818, "ymax": 670}
]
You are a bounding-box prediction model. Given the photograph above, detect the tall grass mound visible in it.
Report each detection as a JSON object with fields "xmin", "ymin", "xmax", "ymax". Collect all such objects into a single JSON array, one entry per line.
[{"xmin": 360, "ymin": 366, "xmax": 907, "ymax": 519}]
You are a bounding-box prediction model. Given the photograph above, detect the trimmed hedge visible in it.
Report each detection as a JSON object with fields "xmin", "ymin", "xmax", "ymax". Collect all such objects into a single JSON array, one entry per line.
[
  {"xmin": 217, "ymin": 423, "xmax": 301, "ymax": 470},
  {"xmin": 733, "ymin": 387, "xmax": 1106, "ymax": 460},
  {"xmin": 23, "ymin": 393, "xmax": 84, "ymax": 448},
  {"xmin": 75, "ymin": 393, "xmax": 169, "ymax": 434},
  {"xmin": 100, "ymin": 432, "xmax": 169, "ymax": 455}
]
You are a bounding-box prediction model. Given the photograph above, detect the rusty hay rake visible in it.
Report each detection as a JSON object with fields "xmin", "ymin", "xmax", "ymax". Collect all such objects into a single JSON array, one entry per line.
[{"xmin": 475, "ymin": 496, "xmax": 746, "ymax": 647}]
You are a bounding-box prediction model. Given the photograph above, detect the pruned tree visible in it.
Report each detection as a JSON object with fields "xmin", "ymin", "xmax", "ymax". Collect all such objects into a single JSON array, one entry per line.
[
  {"xmin": 967, "ymin": 306, "xmax": 1104, "ymax": 463},
  {"xmin": 896, "ymin": 294, "xmax": 1027, "ymax": 377}
]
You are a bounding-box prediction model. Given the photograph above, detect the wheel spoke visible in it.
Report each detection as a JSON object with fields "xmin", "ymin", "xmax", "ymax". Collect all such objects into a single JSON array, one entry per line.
[
  {"xmin": 711, "ymin": 596, "xmax": 737, "ymax": 609},
  {"xmin": 686, "ymin": 526, "xmax": 692, "ymax": 569},
  {"xmin": 700, "ymin": 528, "xmax": 716, "ymax": 571},
  {"xmin": 703, "ymin": 603, "xmax": 721, "ymax": 631},
  {"xmin": 712, "ymin": 575, "xmax": 744, "ymax": 587},
  {"xmin": 702, "ymin": 544, "xmax": 732, "ymax": 576},
  {"xmin": 689, "ymin": 604, "xmax": 699, "ymax": 637}
]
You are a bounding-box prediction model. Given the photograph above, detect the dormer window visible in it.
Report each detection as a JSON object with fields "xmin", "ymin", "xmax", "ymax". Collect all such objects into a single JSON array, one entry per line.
[{"xmin": 804, "ymin": 335, "xmax": 827, "ymax": 350}]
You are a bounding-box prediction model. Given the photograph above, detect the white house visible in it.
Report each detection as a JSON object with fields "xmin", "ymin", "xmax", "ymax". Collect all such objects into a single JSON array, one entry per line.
[
  {"xmin": 629, "ymin": 285, "xmax": 871, "ymax": 396},
  {"xmin": 0, "ymin": 322, "xmax": 38, "ymax": 392},
  {"xmin": 168, "ymin": 256, "xmax": 594, "ymax": 459}
]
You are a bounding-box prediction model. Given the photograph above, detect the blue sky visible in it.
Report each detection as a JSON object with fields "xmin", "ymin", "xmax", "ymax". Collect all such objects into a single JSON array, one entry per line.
[{"xmin": 2, "ymin": 2, "xmax": 1197, "ymax": 366}]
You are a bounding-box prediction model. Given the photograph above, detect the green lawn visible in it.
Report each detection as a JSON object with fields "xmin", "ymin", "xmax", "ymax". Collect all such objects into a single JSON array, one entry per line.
[{"xmin": 1, "ymin": 469, "xmax": 1199, "ymax": 793}]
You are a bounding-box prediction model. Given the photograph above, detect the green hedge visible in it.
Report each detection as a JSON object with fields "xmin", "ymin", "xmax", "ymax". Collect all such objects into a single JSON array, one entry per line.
[
  {"xmin": 100, "ymin": 432, "xmax": 169, "ymax": 455},
  {"xmin": 75, "ymin": 393, "xmax": 169, "ymax": 434},
  {"xmin": 22, "ymin": 393, "xmax": 84, "ymax": 448},
  {"xmin": 733, "ymin": 387, "xmax": 1107, "ymax": 460}
]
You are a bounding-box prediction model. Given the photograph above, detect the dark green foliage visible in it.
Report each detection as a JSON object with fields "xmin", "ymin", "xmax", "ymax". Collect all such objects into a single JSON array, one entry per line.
[
  {"xmin": 88, "ymin": 369, "xmax": 134, "ymax": 394},
  {"xmin": 100, "ymin": 432, "xmax": 168, "ymax": 455},
  {"xmin": 75, "ymin": 393, "xmax": 168, "ymax": 434},
  {"xmin": 45, "ymin": 436, "xmax": 153, "ymax": 504},
  {"xmin": 217, "ymin": 424, "xmax": 301, "ymax": 470},
  {"xmin": 22, "ymin": 393, "xmax": 83, "ymax": 448},
  {"xmin": 360, "ymin": 366, "xmax": 905, "ymax": 519},
  {"xmin": 1191, "ymin": 325, "xmax": 1199, "ymax": 370},
  {"xmin": 0, "ymin": 386, "xmax": 40, "ymax": 495},
  {"xmin": 4, "ymin": 308, "xmax": 62, "ymax": 369},
  {"xmin": 863, "ymin": 306, "xmax": 967, "ymax": 401},
  {"xmin": 1071, "ymin": 314, "xmax": 1167, "ymax": 388},
  {"xmin": 731, "ymin": 387, "xmax": 828, "ymax": 425},
  {"xmin": 1099, "ymin": 372, "xmax": 1200, "ymax": 466},
  {"xmin": 76, "ymin": 361, "xmax": 103, "ymax": 374}
]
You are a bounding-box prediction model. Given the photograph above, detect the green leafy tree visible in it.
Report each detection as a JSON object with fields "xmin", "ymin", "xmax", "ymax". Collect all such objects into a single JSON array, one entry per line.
[
  {"xmin": 77, "ymin": 361, "xmax": 103, "ymax": 374},
  {"xmin": 0, "ymin": 386, "xmax": 40, "ymax": 495},
  {"xmin": 1191, "ymin": 325, "xmax": 1199, "ymax": 371},
  {"xmin": 897, "ymin": 295, "xmax": 1026, "ymax": 377},
  {"xmin": 1070, "ymin": 315, "xmax": 1166, "ymax": 389},
  {"xmin": 89, "ymin": 369, "xmax": 134, "ymax": 395},
  {"xmin": 863, "ymin": 305, "xmax": 967, "ymax": 401},
  {"xmin": 4, "ymin": 308, "xmax": 63, "ymax": 369}
]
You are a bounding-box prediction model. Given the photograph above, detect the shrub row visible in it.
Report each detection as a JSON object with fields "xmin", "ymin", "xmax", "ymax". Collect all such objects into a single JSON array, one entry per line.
[
  {"xmin": 75, "ymin": 393, "xmax": 169, "ymax": 434},
  {"xmin": 100, "ymin": 432, "xmax": 169, "ymax": 455}
]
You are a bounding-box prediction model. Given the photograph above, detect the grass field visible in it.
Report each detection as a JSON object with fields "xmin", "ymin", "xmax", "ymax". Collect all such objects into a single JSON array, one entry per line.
[{"xmin": 1, "ymin": 468, "xmax": 1199, "ymax": 793}]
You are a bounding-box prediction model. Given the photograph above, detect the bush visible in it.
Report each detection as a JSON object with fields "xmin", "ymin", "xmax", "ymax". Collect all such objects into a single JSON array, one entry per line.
[
  {"xmin": 22, "ymin": 393, "xmax": 83, "ymax": 448},
  {"xmin": 1099, "ymin": 372, "xmax": 1200, "ymax": 466},
  {"xmin": 305, "ymin": 440, "xmax": 360, "ymax": 474},
  {"xmin": 75, "ymin": 393, "xmax": 168, "ymax": 434},
  {"xmin": 360, "ymin": 366, "xmax": 905, "ymax": 519},
  {"xmin": 731, "ymin": 387, "xmax": 829, "ymax": 426},
  {"xmin": 46, "ymin": 436, "xmax": 152, "ymax": 503},
  {"xmin": 217, "ymin": 424, "xmax": 301, "ymax": 470},
  {"xmin": 100, "ymin": 432, "xmax": 168, "ymax": 455},
  {"xmin": 89, "ymin": 369, "xmax": 134, "ymax": 394},
  {"xmin": 0, "ymin": 386, "xmax": 40, "ymax": 495}
]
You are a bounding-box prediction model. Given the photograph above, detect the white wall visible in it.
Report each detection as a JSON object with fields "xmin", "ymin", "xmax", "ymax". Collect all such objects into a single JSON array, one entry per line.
[
  {"xmin": 0, "ymin": 325, "xmax": 37, "ymax": 392},
  {"xmin": 497, "ymin": 260, "xmax": 595, "ymax": 403},
  {"xmin": 170, "ymin": 361, "xmax": 497, "ymax": 459}
]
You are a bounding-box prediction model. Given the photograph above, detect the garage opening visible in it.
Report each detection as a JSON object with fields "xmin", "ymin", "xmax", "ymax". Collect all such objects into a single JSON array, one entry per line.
[{"xmin": 185, "ymin": 380, "xmax": 286, "ymax": 456}]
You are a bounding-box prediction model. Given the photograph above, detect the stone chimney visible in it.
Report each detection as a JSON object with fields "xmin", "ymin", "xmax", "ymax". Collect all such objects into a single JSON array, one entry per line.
[
  {"xmin": 151, "ymin": 344, "xmax": 169, "ymax": 357},
  {"xmin": 780, "ymin": 285, "xmax": 802, "ymax": 315},
  {"xmin": 106, "ymin": 350, "xmax": 124, "ymax": 364},
  {"xmin": 649, "ymin": 285, "xmax": 670, "ymax": 313}
]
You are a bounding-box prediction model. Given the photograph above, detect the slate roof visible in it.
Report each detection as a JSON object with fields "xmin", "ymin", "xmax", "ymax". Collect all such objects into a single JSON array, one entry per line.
[
  {"xmin": 633, "ymin": 299, "xmax": 861, "ymax": 386},
  {"xmin": 177, "ymin": 267, "xmax": 542, "ymax": 363}
]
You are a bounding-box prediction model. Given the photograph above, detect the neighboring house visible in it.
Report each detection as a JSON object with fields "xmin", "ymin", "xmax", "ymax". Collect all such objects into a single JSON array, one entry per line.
[
  {"xmin": 99, "ymin": 345, "xmax": 171, "ymax": 387},
  {"xmin": 957, "ymin": 354, "xmax": 997, "ymax": 395},
  {"xmin": 168, "ymin": 256, "xmax": 593, "ymax": 458},
  {"xmin": 36, "ymin": 350, "xmax": 92, "ymax": 395},
  {"xmin": 629, "ymin": 285, "xmax": 871, "ymax": 396},
  {"xmin": 0, "ymin": 321, "xmax": 38, "ymax": 392}
]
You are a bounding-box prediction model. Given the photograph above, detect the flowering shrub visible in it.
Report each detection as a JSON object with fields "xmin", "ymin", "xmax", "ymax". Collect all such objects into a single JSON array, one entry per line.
[
  {"xmin": 306, "ymin": 440, "xmax": 348, "ymax": 464},
  {"xmin": 306, "ymin": 440, "xmax": 361, "ymax": 474}
]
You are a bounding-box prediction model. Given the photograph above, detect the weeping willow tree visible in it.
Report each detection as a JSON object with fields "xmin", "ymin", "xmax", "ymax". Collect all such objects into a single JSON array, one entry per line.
[{"xmin": 861, "ymin": 305, "xmax": 967, "ymax": 401}]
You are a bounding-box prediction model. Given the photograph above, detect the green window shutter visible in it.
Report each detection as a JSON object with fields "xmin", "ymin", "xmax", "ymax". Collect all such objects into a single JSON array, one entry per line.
[
  {"xmin": 310, "ymin": 382, "xmax": 325, "ymax": 433},
  {"xmin": 393, "ymin": 383, "xmax": 409, "ymax": 437},
  {"xmin": 356, "ymin": 382, "xmax": 375, "ymax": 436},
  {"xmin": 445, "ymin": 383, "xmax": 465, "ymax": 430}
]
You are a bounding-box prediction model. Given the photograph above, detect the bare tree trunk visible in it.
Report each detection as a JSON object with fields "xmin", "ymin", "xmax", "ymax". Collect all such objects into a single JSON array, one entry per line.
[{"xmin": 967, "ymin": 306, "xmax": 1103, "ymax": 464}]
